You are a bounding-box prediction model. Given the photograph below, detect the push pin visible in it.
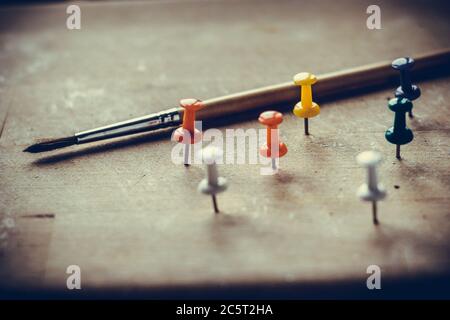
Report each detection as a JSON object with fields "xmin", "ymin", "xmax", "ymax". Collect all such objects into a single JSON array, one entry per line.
[
  {"xmin": 172, "ymin": 98, "xmax": 203, "ymax": 165},
  {"xmin": 258, "ymin": 111, "xmax": 288, "ymax": 171},
  {"xmin": 356, "ymin": 151, "xmax": 386, "ymax": 225},
  {"xmin": 198, "ymin": 146, "xmax": 228, "ymax": 213},
  {"xmin": 385, "ymin": 97, "xmax": 414, "ymax": 159},
  {"xmin": 392, "ymin": 57, "xmax": 421, "ymax": 118},
  {"xmin": 293, "ymin": 72, "xmax": 320, "ymax": 135}
]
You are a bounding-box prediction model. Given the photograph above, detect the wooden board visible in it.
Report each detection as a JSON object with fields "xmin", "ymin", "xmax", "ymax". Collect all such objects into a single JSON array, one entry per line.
[{"xmin": 1, "ymin": 0, "xmax": 450, "ymax": 298}]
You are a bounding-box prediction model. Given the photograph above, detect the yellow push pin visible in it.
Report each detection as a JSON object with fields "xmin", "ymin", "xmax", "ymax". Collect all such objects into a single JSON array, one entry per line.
[{"xmin": 293, "ymin": 72, "xmax": 320, "ymax": 135}]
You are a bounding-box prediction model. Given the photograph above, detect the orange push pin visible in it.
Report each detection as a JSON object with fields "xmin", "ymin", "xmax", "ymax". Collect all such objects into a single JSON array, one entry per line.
[
  {"xmin": 258, "ymin": 111, "xmax": 288, "ymax": 171},
  {"xmin": 172, "ymin": 98, "xmax": 203, "ymax": 165},
  {"xmin": 293, "ymin": 72, "xmax": 320, "ymax": 135}
]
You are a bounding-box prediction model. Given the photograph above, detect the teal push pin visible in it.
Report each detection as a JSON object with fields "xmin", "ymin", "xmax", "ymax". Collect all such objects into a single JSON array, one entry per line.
[{"xmin": 385, "ymin": 97, "xmax": 414, "ymax": 159}]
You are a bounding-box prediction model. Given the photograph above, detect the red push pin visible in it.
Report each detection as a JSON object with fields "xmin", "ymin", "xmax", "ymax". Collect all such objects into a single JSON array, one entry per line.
[
  {"xmin": 258, "ymin": 111, "xmax": 288, "ymax": 171},
  {"xmin": 172, "ymin": 98, "xmax": 203, "ymax": 165}
]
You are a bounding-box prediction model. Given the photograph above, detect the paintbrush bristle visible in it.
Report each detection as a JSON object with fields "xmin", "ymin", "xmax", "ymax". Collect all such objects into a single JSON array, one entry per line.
[{"xmin": 23, "ymin": 136, "xmax": 77, "ymax": 153}]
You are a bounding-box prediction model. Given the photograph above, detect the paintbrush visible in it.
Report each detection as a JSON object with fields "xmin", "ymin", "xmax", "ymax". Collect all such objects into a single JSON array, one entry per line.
[
  {"xmin": 24, "ymin": 108, "xmax": 181, "ymax": 153},
  {"xmin": 24, "ymin": 48, "xmax": 450, "ymax": 153}
]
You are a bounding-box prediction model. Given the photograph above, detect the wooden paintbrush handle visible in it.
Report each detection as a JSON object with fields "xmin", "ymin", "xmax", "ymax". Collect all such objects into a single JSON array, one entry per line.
[{"xmin": 196, "ymin": 48, "xmax": 450, "ymax": 120}]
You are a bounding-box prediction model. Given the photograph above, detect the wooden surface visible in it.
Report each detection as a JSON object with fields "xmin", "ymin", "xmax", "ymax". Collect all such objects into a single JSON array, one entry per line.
[{"xmin": 1, "ymin": 0, "xmax": 450, "ymax": 297}]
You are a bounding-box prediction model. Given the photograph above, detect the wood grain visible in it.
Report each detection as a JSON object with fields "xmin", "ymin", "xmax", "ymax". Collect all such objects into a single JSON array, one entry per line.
[{"xmin": 0, "ymin": 0, "xmax": 449, "ymax": 297}]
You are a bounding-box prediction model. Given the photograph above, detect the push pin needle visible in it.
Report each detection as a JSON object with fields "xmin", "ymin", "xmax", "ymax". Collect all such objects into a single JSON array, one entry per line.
[
  {"xmin": 198, "ymin": 146, "xmax": 228, "ymax": 213},
  {"xmin": 356, "ymin": 151, "xmax": 386, "ymax": 225}
]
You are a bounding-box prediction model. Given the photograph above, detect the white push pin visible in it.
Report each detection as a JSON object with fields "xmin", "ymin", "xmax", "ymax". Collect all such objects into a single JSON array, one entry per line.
[
  {"xmin": 198, "ymin": 146, "xmax": 228, "ymax": 213},
  {"xmin": 356, "ymin": 151, "xmax": 386, "ymax": 225}
]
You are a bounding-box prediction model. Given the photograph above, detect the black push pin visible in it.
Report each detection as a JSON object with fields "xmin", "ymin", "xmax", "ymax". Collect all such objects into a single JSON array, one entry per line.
[
  {"xmin": 385, "ymin": 97, "xmax": 414, "ymax": 159},
  {"xmin": 392, "ymin": 57, "xmax": 421, "ymax": 118}
]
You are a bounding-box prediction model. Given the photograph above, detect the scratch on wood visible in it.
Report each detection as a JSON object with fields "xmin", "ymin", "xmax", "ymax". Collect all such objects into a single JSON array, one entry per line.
[
  {"xmin": 0, "ymin": 90, "xmax": 13, "ymax": 141},
  {"xmin": 133, "ymin": 174, "xmax": 147, "ymax": 187},
  {"xmin": 0, "ymin": 108, "xmax": 9, "ymax": 140},
  {"xmin": 20, "ymin": 213, "xmax": 55, "ymax": 219}
]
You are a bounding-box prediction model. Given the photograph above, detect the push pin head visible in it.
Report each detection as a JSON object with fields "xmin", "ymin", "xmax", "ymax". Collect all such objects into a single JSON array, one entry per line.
[
  {"xmin": 172, "ymin": 98, "xmax": 203, "ymax": 165},
  {"xmin": 172, "ymin": 98, "xmax": 203, "ymax": 145},
  {"xmin": 356, "ymin": 151, "xmax": 386, "ymax": 201},
  {"xmin": 198, "ymin": 146, "xmax": 227, "ymax": 213},
  {"xmin": 258, "ymin": 111, "xmax": 287, "ymax": 157},
  {"xmin": 392, "ymin": 57, "xmax": 415, "ymax": 71},
  {"xmin": 385, "ymin": 98, "xmax": 414, "ymax": 150},
  {"xmin": 387, "ymin": 97, "xmax": 412, "ymax": 113},
  {"xmin": 293, "ymin": 72, "xmax": 320, "ymax": 135},
  {"xmin": 258, "ymin": 110, "xmax": 283, "ymax": 127},
  {"xmin": 392, "ymin": 57, "xmax": 421, "ymax": 102},
  {"xmin": 180, "ymin": 98, "xmax": 204, "ymax": 112},
  {"xmin": 357, "ymin": 151, "xmax": 386, "ymax": 225},
  {"xmin": 293, "ymin": 72, "xmax": 320, "ymax": 119},
  {"xmin": 294, "ymin": 72, "xmax": 317, "ymax": 86},
  {"xmin": 258, "ymin": 111, "xmax": 287, "ymax": 171}
]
